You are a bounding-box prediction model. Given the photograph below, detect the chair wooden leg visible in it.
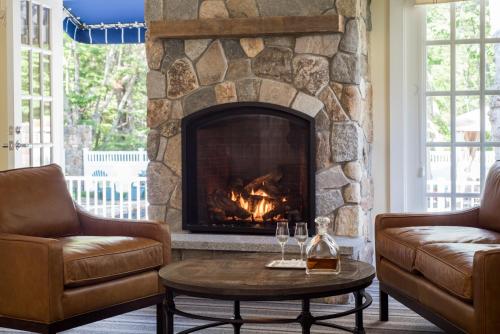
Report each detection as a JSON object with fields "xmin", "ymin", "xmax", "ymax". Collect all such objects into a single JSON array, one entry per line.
[
  {"xmin": 380, "ymin": 288, "xmax": 389, "ymax": 322},
  {"xmin": 157, "ymin": 303, "xmax": 166, "ymax": 334}
]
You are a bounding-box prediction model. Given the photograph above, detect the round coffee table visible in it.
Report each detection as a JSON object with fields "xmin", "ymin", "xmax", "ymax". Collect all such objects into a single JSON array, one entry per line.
[{"xmin": 159, "ymin": 257, "xmax": 375, "ymax": 334}]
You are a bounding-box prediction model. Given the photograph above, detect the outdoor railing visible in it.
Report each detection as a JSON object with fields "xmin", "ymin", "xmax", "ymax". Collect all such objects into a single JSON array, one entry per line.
[
  {"xmin": 66, "ymin": 176, "xmax": 148, "ymax": 220},
  {"xmin": 83, "ymin": 148, "xmax": 148, "ymax": 178}
]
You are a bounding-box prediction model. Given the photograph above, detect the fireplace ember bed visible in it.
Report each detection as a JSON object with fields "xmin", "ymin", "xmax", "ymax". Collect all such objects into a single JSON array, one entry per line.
[{"xmin": 182, "ymin": 103, "xmax": 315, "ymax": 235}]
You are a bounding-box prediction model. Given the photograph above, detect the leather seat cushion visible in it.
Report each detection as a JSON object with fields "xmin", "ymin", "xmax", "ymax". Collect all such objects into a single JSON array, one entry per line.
[
  {"xmin": 377, "ymin": 226, "xmax": 500, "ymax": 271},
  {"xmin": 415, "ymin": 243, "xmax": 500, "ymax": 301},
  {"xmin": 60, "ymin": 236, "xmax": 163, "ymax": 287}
]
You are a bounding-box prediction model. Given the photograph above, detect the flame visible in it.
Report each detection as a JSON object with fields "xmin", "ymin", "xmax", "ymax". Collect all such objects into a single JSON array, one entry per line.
[{"xmin": 230, "ymin": 189, "xmax": 281, "ymax": 221}]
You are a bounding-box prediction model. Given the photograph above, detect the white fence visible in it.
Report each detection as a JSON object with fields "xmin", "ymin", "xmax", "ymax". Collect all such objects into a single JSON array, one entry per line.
[
  {"xmin": 83, "ymin": 149, "xmax": 148, "ymax": 179},
  {"xmin": 66, "ymin": 176, "xmax": 148, "ymax": 220}
]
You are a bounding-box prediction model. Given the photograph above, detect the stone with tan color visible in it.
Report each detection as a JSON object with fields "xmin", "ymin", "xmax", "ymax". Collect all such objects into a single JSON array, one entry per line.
[
  {"xmin": 215, "ymin": 81, "xmax": 238, "ymax": 103},
  {"xmin": 164, "ymin": 134, "xmax": 181, "ymax": 176},
  {"xmin": 331, "ymin": 123, "xmax": 362, "ymax": 162},
  {"xmin": 147, "ymin": 99, "xmax": 172, "ymax": 128},
  {"xmin": 336, "ymin": 0, "xmax": 361, "ymax": 18},
  {"xmin": 240, "ymin": 38, "xmax": 265, "ymax": 58},
  {"xmin": 226, "ymin": 0, "xmax": 259, "ymax": 18},
  {"xmin": 196, "ymin": 41, "xmax": 228, "ymax": 85},
  {"xmin": 167, "ymin": 58, "xmax": 199, "ymax": 99},
  {"xmin": 166, "ymin": 208, "xmax": 183, "ymax": 232},
  {"xmin": 147, "ymin": 130, "xmax": 160, "ymax": 160},
  {"xmin": 236, "ymin": 78, "xmax": 261, "ymax": 101},
  {"xmin": 148, "ymin": 205, "xmax": 167, "ymax": 222},
  {"xmin": 341, "ymin": 85, "xmax": 362, "ymax": 122},
  {"xmin": 316, "ymin": 131, "xmax": 331, "ymax": 170},
  {"xmin": 291, "ymin": 92, "xmax": 324, "ymax": 118},
  {"xmin": 252, "ymin": 47, "xmax": 293, "ymax": 82},
  {"xmin": 170, "ymin": 184, "xmax": 182, "ymax": 210},
  {"xmin": 335, "ymin": 205, "xmax": 363, "ymax": 237},
  {"xmin": 343, "ymin": 183, "xmax": 361, "ymax": 203},
  {"xmin": 146, "ymin": 39, "xmax": 164, "ymax": 70},
  {"xmin": 294, "ymin": 34, "xmax": 341, "ymax": 57},
  {"xmin": 156, "ymin": 136, "xmax": 168, "ymax": 161},
  {"xmin": 199, "ymin": 0, "xmax": 229, "ymax": 19},
  {"xmin": 343, "ymin": 161, "xmax": 362, "ymax": 181},
  {"xmin": 258, "ymin": 79, "xmax": 296, "ymax": 107},
  {"xmin": 331, "ymin": 82, "xmax": 343, "ymax": 100},
  {"xmin": 226, "ymin": 59, "xmax": 252, "ymax": 80},
  {"xmin": 318, "ymin": 86, "xmax": 349, "ymax": 122}
]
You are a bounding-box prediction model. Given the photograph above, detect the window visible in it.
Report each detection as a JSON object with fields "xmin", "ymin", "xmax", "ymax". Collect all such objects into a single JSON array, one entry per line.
[{"xmin": 424, "ymin": 0, "xmax": 500, "ymax": 211}]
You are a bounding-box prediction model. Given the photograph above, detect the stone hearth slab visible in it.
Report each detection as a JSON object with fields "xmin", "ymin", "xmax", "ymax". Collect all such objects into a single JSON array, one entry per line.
[{"xmin": 171, "ymin": 233, "xmax": 364, "ymax": 257}]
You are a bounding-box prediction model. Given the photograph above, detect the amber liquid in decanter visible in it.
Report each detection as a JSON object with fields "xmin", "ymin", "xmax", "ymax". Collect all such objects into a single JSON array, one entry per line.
[{"xmin": 306, "ymin": 257, "xmax": 340, "ymax": 271}]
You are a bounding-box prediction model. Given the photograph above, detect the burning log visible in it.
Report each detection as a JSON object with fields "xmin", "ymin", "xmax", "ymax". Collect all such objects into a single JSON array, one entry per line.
[
  {"xmin": 208, "ymin": 190, "xmax": 252, "ymax": 220},
  {"xmin": 244, "ymin": 170, "xmax": 283, "ymax": 193},
  {"xmin": 263, "ymin": 203, "xmax": 291, "ymax": 221}
]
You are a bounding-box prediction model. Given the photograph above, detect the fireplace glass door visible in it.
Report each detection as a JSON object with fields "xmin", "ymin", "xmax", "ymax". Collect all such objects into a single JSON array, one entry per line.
[{"xmin": 182, "ymin": 103, "xmax": 315, "ymax": 235}]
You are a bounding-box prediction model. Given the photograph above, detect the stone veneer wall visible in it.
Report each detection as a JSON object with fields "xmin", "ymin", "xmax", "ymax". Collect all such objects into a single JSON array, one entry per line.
[{"xmin": 144, "ymin": 0, "xmax": 374, "ymax": 258}]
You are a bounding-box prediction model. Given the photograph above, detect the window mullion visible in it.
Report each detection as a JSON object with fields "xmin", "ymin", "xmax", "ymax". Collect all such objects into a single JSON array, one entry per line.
[
  {"xmin": 479, "ymin": 0, "xmax": 486, "ymax": 193},
  {"xmin": 450, "ymin": 3, "xmax": 457, "ymax": 211}
]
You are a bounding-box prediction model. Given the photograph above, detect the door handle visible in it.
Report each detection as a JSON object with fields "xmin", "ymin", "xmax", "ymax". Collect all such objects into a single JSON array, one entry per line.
[
  {"xmin": 1, "ymin": 141, "xmax": 14, "ymax": 150},
  {"xmin": 15, "ymin": 141, "xmax": 32, "ymax": 150}
]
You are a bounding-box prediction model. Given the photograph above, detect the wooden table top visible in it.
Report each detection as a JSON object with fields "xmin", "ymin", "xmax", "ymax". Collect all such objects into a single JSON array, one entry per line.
[{"xmin": 159, "ymin": 257, "xmax": 375, "ymax": 301}]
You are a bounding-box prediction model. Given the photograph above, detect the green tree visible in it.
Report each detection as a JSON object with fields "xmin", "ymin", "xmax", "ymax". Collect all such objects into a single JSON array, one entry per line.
[{"xmin": 63, "ymin": 35, "xmax": 147, "ymax": 150}]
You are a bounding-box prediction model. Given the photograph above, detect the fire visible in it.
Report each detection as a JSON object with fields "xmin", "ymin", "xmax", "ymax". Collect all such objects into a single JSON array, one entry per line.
[{"xmin": 230, "ymin": 189, "xmax": 278, "ymax": 221}]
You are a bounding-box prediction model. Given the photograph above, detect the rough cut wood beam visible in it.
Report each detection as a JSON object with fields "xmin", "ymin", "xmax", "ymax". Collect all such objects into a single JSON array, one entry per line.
[{"xmin": 149, "ymin": 15, "xmax": 344, "ymax": 40}]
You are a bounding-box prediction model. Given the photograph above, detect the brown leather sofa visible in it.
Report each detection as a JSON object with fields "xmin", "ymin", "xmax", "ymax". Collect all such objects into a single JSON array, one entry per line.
[
  {"xmin": 376, "ymin": 161, "xmax": 500, "ymax": 334},
  {"xmin": 0, "ymin": 164, "xmax": 171, "ymax": 334}
]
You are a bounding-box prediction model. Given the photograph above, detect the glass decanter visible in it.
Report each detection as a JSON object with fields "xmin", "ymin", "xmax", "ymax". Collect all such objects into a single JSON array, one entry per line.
[{"xmin": 305, "ymin": 216, "xmax": 341, "ymax": 275}]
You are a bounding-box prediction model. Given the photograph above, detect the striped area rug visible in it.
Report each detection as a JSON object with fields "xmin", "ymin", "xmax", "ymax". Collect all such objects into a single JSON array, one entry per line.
[{"xmin": 1, "ymin": 281, "xmax": 443, "ymax": 333}]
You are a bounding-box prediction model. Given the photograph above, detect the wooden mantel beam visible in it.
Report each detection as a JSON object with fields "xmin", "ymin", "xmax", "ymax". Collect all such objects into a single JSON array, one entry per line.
[{"xmin": 149, "ymin": 15, "xmax": 344, "ymax": 40}]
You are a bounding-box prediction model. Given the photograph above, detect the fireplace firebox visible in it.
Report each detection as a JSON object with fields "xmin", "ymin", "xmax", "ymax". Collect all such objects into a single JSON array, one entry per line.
[{"xmin": 182, "ymin": 103, "xmax": 315, "ymax": 235}]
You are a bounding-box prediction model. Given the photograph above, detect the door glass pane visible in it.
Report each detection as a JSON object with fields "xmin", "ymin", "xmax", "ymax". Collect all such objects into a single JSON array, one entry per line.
[
  {"xmin": 456, "ymin": 147, "xmax": 481, "ymax": 194},
  {"xmin": 426, "ymin": 4, "xmax": 450, "ymax": 40},
  {"xmin": 21, "ymin": 149, "xmax": 31, "ymax": 168},
  {"xmin": 427, "ymin": 196, "xmax": 451, "ymax": 212},
  {"xmin": 456, "ymin": 197, "xmax": 480, "ymax": 210},
  {"xmin": 43, "ymin": 101, "xmax": 52, "ymax": 143},
  {"xmin": 32, "ymin": 147, "xmax": 41, "ymax": 167},
  {"xmin": 31, "ymin": 3, "xmax": 40, "ymax": 46},
  {"xmin": 42, "ymin": 55, "xmax": 51, "ymax": 96},
  {"xmin": 427, "ymin": 45, "xmax": 451, "ymax": 91},
  {"xmin": 455, "ymin": 0, "xmax": 480, "ymax": 40},
  {"xmin": 21, "ymin": 0, "xmax": 30, "ymax": 45},
  {"xmin": 427, "ymin": 147, "xmax": 451, "ymax": 194},
  {"xmin": 43, "ymin": 147, "xmax": 52, "ymax": 165},
  {"xmin": 427, "ymin": 96, "xmax": 451, "ymax": 142},
  {"xmin": 33, "ymin": 100, "xmax": 41, "ymax": 144},
  {"xmin": 456, "ymin": 96, "xmax": 480, "ymax": 142},
  {"xmin": 21, "ymin": 51, "xmax": 30, "ymax": 95},
  {"xmin": 486, "ymin": 95, "xmax": 500, "ymax": 142},
  {"xmin": 456, "ymin": 44, "xmax": 480, "ymax": 91},
  {"xmin": 42, "ymin": 7, "xmax": 50, "ymax": 49},
  {"xmin": 485, "ymin": 0, "xmax": 500, "ymax": 38},
  {"xmin": 485, "ymin": 44, "xmax": 500, "ymax": 90},
  {"xmin": 21, "ymin": 100, "xmax": 31, "ymax": 143},
  {"xmin": 32, "ymin": 52, "xmax": 41, "ymax": 95}
]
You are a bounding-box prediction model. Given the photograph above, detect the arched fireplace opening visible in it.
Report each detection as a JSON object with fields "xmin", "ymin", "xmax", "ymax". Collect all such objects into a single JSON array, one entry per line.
[{"xmin": 182, "ymin": 102, "xmax": 315, "ymax": 235}]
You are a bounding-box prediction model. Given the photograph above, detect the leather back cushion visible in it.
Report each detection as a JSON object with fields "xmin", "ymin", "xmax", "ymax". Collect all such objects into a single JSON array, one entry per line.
[
  {"xmin": 0, "ymin": 164, "xmax": 80, "ymax": 237},
  {"xmin": 480, "ymin": 161, "xmax": 500, "ymax": 232}
]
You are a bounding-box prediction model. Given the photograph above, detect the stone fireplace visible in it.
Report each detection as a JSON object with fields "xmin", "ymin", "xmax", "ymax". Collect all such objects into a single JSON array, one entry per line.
[{"xmin": 144, "ymin": 0, "xmax": 373, "ymax": 261}]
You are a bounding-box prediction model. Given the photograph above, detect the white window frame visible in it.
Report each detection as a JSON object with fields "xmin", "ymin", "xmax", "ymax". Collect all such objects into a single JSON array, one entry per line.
[{"xmin": 390, "ymin": 0, "xmax": 500, "ymax": 213}]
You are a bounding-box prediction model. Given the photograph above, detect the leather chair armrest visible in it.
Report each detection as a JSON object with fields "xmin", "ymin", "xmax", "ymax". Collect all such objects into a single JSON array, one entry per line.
[
  {"xmin": 0, "ymin": 233, "xmax": 64, "ymax": 323},
  {"xmin": 473, "ymin": 248, "xmax": 500, "ymax": 334},
  {"xmin": 375, "ymin": 208, "xmax": 479, "ymax": 234},
  {"xmin": 77, "ymin": 206, "xmax": 171, "ymax": 265}
]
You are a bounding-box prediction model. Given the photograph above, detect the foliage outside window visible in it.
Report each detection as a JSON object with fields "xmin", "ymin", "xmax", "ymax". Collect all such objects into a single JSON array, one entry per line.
[
  {"xmin": 63, "ymin": 35, "xmax": 147, "ymax": 150},
  {"xmin": 425, "ymin": 0, "xmax": 500, "ymax": 211}
]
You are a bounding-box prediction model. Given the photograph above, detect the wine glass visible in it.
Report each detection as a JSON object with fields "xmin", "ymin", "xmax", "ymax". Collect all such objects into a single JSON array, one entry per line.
[
  {"xmin": 276, "ymin": 221, "xmax": 289, "ymax": 263},
  {"xmin": 294, "ymin": 222, "xmax": 308, "ymax": 263}
]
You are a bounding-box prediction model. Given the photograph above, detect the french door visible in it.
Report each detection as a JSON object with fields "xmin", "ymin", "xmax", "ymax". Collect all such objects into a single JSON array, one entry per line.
[{"xmin": 4, "ymin": 0, "xmax": 63, "ymax": 169}]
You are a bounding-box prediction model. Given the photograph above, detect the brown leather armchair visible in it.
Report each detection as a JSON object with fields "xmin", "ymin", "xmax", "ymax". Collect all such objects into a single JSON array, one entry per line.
[
  {"xmin": 0, "ymin": 164, "xmax": 171, "ymax": 334},
  {"xmin": 376, "ymin": 162, "xmax": 500, "ymax": 334}
]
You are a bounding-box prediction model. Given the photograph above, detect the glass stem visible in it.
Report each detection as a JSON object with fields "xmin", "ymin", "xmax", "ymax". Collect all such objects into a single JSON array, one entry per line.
[
  {"xmin": 299, "ymin": 243, "xmax": 304, "ymax": 261},
  {"xmin": 281, "ymin": 243, "xmax": 285, "ymax": 262}
]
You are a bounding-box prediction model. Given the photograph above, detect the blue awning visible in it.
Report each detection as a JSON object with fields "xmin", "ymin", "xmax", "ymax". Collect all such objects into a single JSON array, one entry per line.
[{"xmin": 63, "ymin": 0, "xmax": 146, "ymax": 44}]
